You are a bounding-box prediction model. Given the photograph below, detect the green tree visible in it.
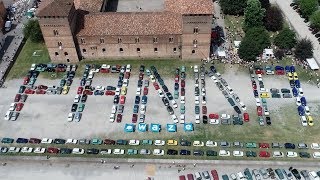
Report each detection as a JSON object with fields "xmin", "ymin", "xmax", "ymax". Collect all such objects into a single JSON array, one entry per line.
[
  {"xmin": 274, "ymin": 27, "xmax": 296, "ymax": 49},
  {"xmin": 294, "ymin": 38, "xmax": 313, "ymax": 60},
  {"xmin": 219, "ymin": 0, "xmax": 247, "ymax": 15},
  {"xmin": 298, "ymin": 0, "xmax": 319, "ymax": 17},
  {"xmin": 259, "ymin": 0, "xmax": 270, "ymax": 9},
  {"xmin": 264, "ymin": 6, "xmax": 283, "ymax": 31},
  {"xmin": 274, "ymin": 49, "xmax": 285, "ymax": 60},
  {"xmin": 310, "ymin": 10, "xmax": 320, "ymax": 29},
  {"xmin": 238, "ymin": 27, "xmax": 271, "ymax": 61},
  {"xmin": 244, "ymin": 0, "xmax": 266, "ymax": 30},
  {"xmin": 23, "ymin": 19, "xmax": 43, "ymax": 43}
]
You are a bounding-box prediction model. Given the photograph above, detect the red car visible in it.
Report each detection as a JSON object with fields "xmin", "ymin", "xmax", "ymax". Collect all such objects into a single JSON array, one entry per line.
[
  {"xmin": 202, "ymin": 106, "xmax": 207, "ymax": 114},
  {"xmin": 56, "ymin": 67, "xmax": 66, "ymax": 72},
  {"xmin": 174, "ymin": 75, "xmax": 179, "ymax": 83},
  {"xmin": 181, "ymin": 88, "xmax": 185, "ymax": 96},
  {"xmin": 116, "ymin": 114, "xmax": 122, "ymax": 123},
  {"xmin": 143, "ymin": 87, "xmax": 148, "ymax": 95},
  {"xmin": 37, "ymin": 85, "xmax": 48, "ymax": 90},
  {"xmin": 120, "ymin": 96, "xmax": 126, "ymax": 104},
  {"xmin": 77, "ymin": 87, "xmax": 83, "ymax": 94},
  {"xmin": 104, "ymin": 139, "xmax": 115, "ymax": 145},
  {"xmin": 15, "ymin": 103, "xmax": 24, "ymax": 111},
  {"xmin": 105, "ymin": 90, "xmax": 115, "ymax": 96},
  {"xmin": 209, "ymin": 113, "xmax": 219, "ymax": 119},
  {"xmin": 179, "ymin": 175, "xmax": 186, "ymax": 180},
  {"xmin": 259, "ymin": 151, "xmax": 270, "ymax": 158},
  {"xmin": 83, "ymin": 90, "xmax": 93, "ymax": 95},
  {"xmin": 211, "ymin": 169, "xmax": 219, "ymax": 180},
  {"xmin": 181, "ymin": 80, "xmax": 185, "ymax": 88},
  {"xmin": 29, "ymin": 138, "xmax": 41, "ymax": 144},
  {"xmin": 259, "ymin": 143, "xmax": 270, "ymax": 148},
  {"xmin": 153, "ymin": 82, "xmax": 160, "ymax": 90},
  {"xmin": 139, "ymin": 72, "xmax": 144, "ymax": 80},
  {"xmin": 132, "ymin": 114, "xmax": 137, "ymax": 123},
  {"xmin": 47, "ymin": 147, "xmax": 59, "ymax": 154},
  {"xmin": 36, "ymin": 89, "xmax": 46, "ymax": 94},
  {"xmin": 125, "ymin": 72, "xmax": 131, "ymax": 79},
  {"xmin": 24, "ymin": 88, "xmax": 35, "ymax": 94},
  {"xmin": 243, "ymin": 113, "xmax": 250, "ymax": 122},
  {"xmin": 275, "ymin": 69, "xmax": 284, "ymax": 75},
  {"xmin": 255, "ymin": 69, "xmax": 264, "ymax": 75},
  {"xmin": 14, "ymin": 94, "xmax": 21, "ymax": 102},
  {"xmin": 100, "ymin": 68, "xmax": 110, "ymax": 73},
  {"xmin": 257, "ymin": 106, "xmax": 263, "ymax": 116},
  {"xmin": 23, "ymin": 77, "xmax": 29, "ymax": 85}
]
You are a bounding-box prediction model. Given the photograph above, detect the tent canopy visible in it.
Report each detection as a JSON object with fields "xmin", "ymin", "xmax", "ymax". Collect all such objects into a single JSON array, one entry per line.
[{"xmin": 306, "ymin": 58, "xmax": 320, "ymax": 70}]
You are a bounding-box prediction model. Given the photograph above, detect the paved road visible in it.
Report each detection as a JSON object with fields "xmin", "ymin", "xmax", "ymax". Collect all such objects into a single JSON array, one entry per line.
[{"xmin": 273, "ymin": 0, "xmax": 320, "ymax": 64}]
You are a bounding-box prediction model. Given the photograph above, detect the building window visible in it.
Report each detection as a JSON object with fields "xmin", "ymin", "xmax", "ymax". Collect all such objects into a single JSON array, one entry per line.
[
  {"xmin": 102, "ymin": 48, "xmax": 106, "ymax": 52},
  {"xmin": 154, "ymin": 48, "xmax": 158, "ymax": 52},
  {"xmin": 58, "ymin": 42, "xmax": 62, "ymax": 46},
  {"xmin": 193, "ymin": 27, "xmax": 199, "ymax": 34},
  {"xmin": 64, "ymin": 52, "xmax": 68, "ymax": 56},
  {"xmin": 137, "ymin": 48, "xmax": 140, "ymax": 52},
  {"xmin": 173, "ymin": 48, "xmax": 177, "ymax": 53},
  {"xmin": 66, "ymin": 59, "xmax": 70, "ymax": 63},
  {"xmin": 90, "ymin": 46, "xmax": 97, "ymax": 50},
  {"xmin": 193, "ymin": 39, "xmax": 198, "ymax": 45},
  {"xmin": 153, "ymin": 37, "xmax": 158, "ymax": 43},
  {"xmin": 80, "ymin": 38, "xmax": 85, "ymax": 44},
  {"xmin": 82, "ymin": 49, "xmax": 87, "ymax": 53},
  {"xmin": 55, "ymin": 52, "xmax": 59, "ymax": 56},
  {"xmin": 135, "ymin": 37, "xmax": 140, "ymax": 43},
  {"xmin": 119, "ymin": 48, "xmax": 123, "ymax": 52},
  {"xmin": 53, "ymin": 30, "xmax": 59, "ymax": 36},
  {"xmin": 100, "ymin": 38, "xmax": 105, "ymax": 44},
  {"xmin": 192, "ymin": 50, "xmax": 195, "ymax": 54},
  {"xmin": 118, "ymin": 38, "xmax": 122, "ymax": 43},
  {"xmin": 169, "ymin": 37, "xmax": 174, "ymax": 43}
]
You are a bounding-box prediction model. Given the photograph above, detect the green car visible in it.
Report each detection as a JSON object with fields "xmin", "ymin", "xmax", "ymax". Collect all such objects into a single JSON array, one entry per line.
[
  {"xmin": 246, "ymin": 151, "xmax": 257, "ymax": 157},
  {"xmin": 60, "ymin": 79, "xmax": 66, "ymax": 86},
  {"xmin": 78, "ymin": 103, "xmax": 85, "ymax": 112},
  {"xmin": 91, "ymin": 138, "xmax": 102, "ymax": 145},
  {"xmin": 222, "ymin": 175, "xmax": 229, "ymax": 180},
  {"xmin": 275, "ymin": 169, "xmax": 284, "ymax": 179},
  {"xmin": 246, "ymin": 142, "xmax": 257, "ymax": 148},
  {"xmin": 36, "ymin": 66, "xmax": 45, "ymax": 72},
  {"xmin": 180, "ymin": 105, "xmax": 185, "ymax": 114},
  {"xmin": 116, "ymin": 139, "xmax": 128, "ymax": 145},
  {"xmin": 206, "ymin": 150, "xmax": 217, "ymax": 156},
  {"xmin": 29, "ymin": 78, "xmax": 36, "ymax": 86},
  {"xmin": 195, "ymin": 106, "xmax": 200, "ymax": 114},
  {"xmin": 174, "ymin": 90, "xmax": 179, "ymax": 99},
  {"xmin": 142, "ymin": 140, "xmax": 153, "ymax": 145},
  {"xmin": 261, "ymin": 98, "xmax": 267, "ymax": 106},
  {"xmin": 127, "ymin": 149, "xmax": 138, "ymax": 155},
  {"xmin": 1, "ymin": 137, "xmax": 14, "ymax": 143},
  {"xmin": 18, "ymin": 86, "xmax": 26, "ymax": 93},
  {"xmin": 180, "ymin": 66, "xmax": 186, "ymax": 72},
  {"xmin": 272, "ymin": 93, "xmax": 281, "ymax": 98}
]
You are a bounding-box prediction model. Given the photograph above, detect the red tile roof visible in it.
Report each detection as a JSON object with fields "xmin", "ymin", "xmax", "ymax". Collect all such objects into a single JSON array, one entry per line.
[
  {"xmin": 37, "ymin": 0, "xmax": 73, "ymax": 17},
  {"xmin": 74, "ymin": 0, "xmax": 103, "ymax": 12},
  {"xmin": 165, "ymin": 0, "xmax": 214, "ymax": 15}
]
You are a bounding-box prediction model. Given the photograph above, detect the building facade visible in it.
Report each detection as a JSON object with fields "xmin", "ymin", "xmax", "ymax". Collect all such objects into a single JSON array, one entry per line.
[{"xmin": 37, "ymin": 0, "xmax": 214, "ymax": 63}]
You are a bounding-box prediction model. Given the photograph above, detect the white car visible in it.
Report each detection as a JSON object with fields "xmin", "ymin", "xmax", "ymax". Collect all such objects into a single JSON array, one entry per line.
[
  {"xmin": 154, "ymin": 140, "xmax": 165, "ymax": 146},
  {"xmin": 126, "ymin": 64, "xmax": 131, "ymax": 72},
  {"xmin": 66, "ymin": 139, "xmax": 78, "ymax": 144},
  {"xmin": 111, "ymin": 105, "xmax": 117, "ymax": 114},
  {"xmin": 209, "ymin": 117, "xmax": 219, "ymax": 125},
  {"xmin": 33, "ymin": 147, "xmax": 46, "ymax": 154},
  {"xmin": 129, "ymin": 140, "xmax": 140, "ymax": 145},
  {"xmin": 158, "ymin": 89, "xmax": 164, "ymax": 98},
  {"xmin": 180, "ymin": 114, "xmax": 185, "ymax": 124},
  {"xmin": 72, "ymin": 148, "xmax": 85, "ymax": 154},
  {"xmin": 136, "ymin": 87, "xmax": 141, "ymax": 95},
  {"xmin": 300, "ymin": 116, "xmax": 308, "ymax": 127},
  {"xmin": 115, "ymin": 88, "xmax": 121, "ymax": 96},
  {"xmin": 233, "ymin": 150, "xmax": 244, "ymax": 157},
  {"xmin": 239, "ymin": 102, "xmax": 246, "ymax": 111},
  {"xmin": 298, "ymin": 88, "xmax": 304, "ymax": 97},
  {"xmin": 286, "ymin": 151, "xmax": 298, "ymax": 158},
  {"xmin": 313, "ymin": 152, "xmax": 320, "ymax": 158},
  {"xmin": 8, "ymin": 147, "xmax": 20, "ymax": 153},
  {"xmin": 215, "ymin": 72, "xmax": 221, "ymax": 77},
  {"xmin": 123, "ymin": 79, "xmax": 129, "ymax": 86},
  {"xmin": 41, "ymin": 138, "xmax": 53, "ymax": 144},
  {"xmin": 88, "ymin": 72, "xmax": 94, "ymax": 79},
  {"xmin": 201, "ymin": 88, "xmax": 206, "ymax": 96},
  {"xmin": 96, "ymin": 86, "xmax": 104, "ymax": 91},
  {"xmin": 150, "ymin": 75, "xmax": 156, "ymax": 82},
  {"xmin": 206, "ymin": 141, "xmax": 217, "ymax": 147},
  {"xmin": 180, "ymin": 96, "xmax": 185, "ymax": 104},
  {"xmin": 194, "ymin": 65, "xmax": 199, "ymax": 73},
  {"xmin": 195, "ymin": 114, "xmax": 200, "ymax": 124},
  {"xmin": 311, "ymin": 143, "xmax": 320, "ymax": 150},
  {"xmin": 140, "ymin": 104, "xmax": 146, "ymax": 114},
  {"xmin": 193, "ymin": 141, "xmax": 204, "ymax": 147},
  {"xmin": 109, "ymin": 113, "xmax": 115, "ymax": 122},
  {"xmin": 304, "ymin": 106, "xmax": 310, "ymax": 116},
  {"xmin": 74, "ymin": 95, "xmax": 80, "ymax": 103},
  {"xmin": 113, "ymin": 149, "xmax": 125, "ymax": 155},
  {"xmin": 9, "ymin": 103, "xmax": 16, "ymax": 111},
  {"xmin": 296, "ymin": 97, "xmax": 301, "ymax": 106},
  {"xmin": 30, "ymin": 63, "xmax": 36, "ymax": 70},
  {"xmin": 67, "ymin": 112, "xmax": 74, "ymax": 122},
  {"xmin": 4, "ymin": 111, "xmax": 12, "ymax": 121},
  {"xmin": 195, "ymin": 96, "xmax": 200, "ymax": 105},
  {"xmin": 219, "ymin": 150, "xmax": 230, "ymax": 157},
  {"xmin": 21, "ymin": 147, "xmax": 33, "ymax": 153},
  {"xmin": 202, "ymin": 97, "xmax": 206, "ymax": 105},
  {"xmin": 309, "ymin": 171, "xmax": 320, "ymax": 179},
  {"xmin": 153, "ymin": 149, "xmax": 165, "ymax": 156},
  {"xmin": 255, "ymin": 98, "xmax": 261, "ymax": 106},
  {"xmin": 220, "ymin": 114, "xmax": 230, "ymax": 120},
  {"xmin": 100, "ymin": 149, "xmax": 112, "ymax": 155},
  {"xmin": 171, "ymin": 114, "xmax": 178, "ymax": 123},
  {"xmin": 171, "ymin": 100, "xmax": 178, "ymax": 108},
  {"xmin": 264, "ymin": 107, "xmax": 270, "ymax": 116},
  {"xmin": 101, "ymin": 64, "xmax": 109, "ymax": 69},
  {"xmin": 273, "ymin": 151, "xmax": 284, "ymax": 158},
  {"xmin": 257, "ymin": 74, "xmax": 262, "ymax": 81},
  {"xmin": 226, "ymin": 86, "xmax": 234, "ymax": 95},
  {"xmin": 260, "ymin": 88, "xmax": 269, "ymax": 92}
]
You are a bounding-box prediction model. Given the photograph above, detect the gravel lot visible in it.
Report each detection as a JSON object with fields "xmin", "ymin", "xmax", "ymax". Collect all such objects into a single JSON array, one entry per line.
[{"xmin": 0, "ymin": 66, "xmax": 319, "ymax": 140}]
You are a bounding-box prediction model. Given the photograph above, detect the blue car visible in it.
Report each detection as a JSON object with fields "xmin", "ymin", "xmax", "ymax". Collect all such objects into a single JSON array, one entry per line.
[
  {"xmin": 290, "ymin": 66, "xmax": 296, "ymax": 72},
  {"xmin": 141, "ymin": 95, "xmax": 148, "ymax": 104},
  {"xmin": 292, "ymin": 87, "xmax": 298, "ymax": 97},
  {"xmin": 285, "ymin": 66, "xmax": 291, "ymax": 73},
  {"xmin": 275, "ymin": 66, "xmax": 284, "ymax": 70},
  {"xmin": 301, "ymin": 97, "xmax": 307, "ymax": 106},
  {"xmin": 16, "ymin": 138, "xmax": 29, "ymax": 144},
  {"xmin": 298, "ymin": 106, "xmax": 305, "ymax": 116},
  {"xmin": 295, "ymin": 80, "xmax": 300, "ymax": 88},
  {"xmin": 133, "ymin": 105, "xmax": 139, "ymax": 113}
]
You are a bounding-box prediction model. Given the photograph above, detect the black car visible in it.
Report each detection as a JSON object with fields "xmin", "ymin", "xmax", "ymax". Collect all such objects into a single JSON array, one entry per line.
[
  {"xmin": 180, "ymin": 149, "xmax": 191, "ymax": 155},
  {"xmin": 167, "ymin": 149, "xmax": 178, "ymax": 155},
  {"xmin": 81, "ymin": 94, "xmax": 87, "ymax": 103},
  {"xmin": 18, "ymin": 86, "xmax": 26, "ymax": 93},
  {"xmin": 54, "ymin": 138, "xmax": 66, "ymax": 144},
  {"xmin": 162, "ymin": 85, "xmax": 168, "ymax": 93},
  {"xmin": 106, "ymin": 86, "xmax": 116, "ymax": 91},
  {"xmin": 299, "ymin": 152, "xmax": 311, "ymax": 158},
  {"xmin": 16, "ymin": 138, "xmax": 28, "ymax": 144},
  {"xmin": 162, "ymin": 97, "xmax": 169, "ymax": 106},
  {"xmin": 117, "ymin": 80, "xmax": 123, "ymax": 87},
  {"xmin": 206, "ymin": 150, "xmax": 217, "ymax": 156},
  {"xmin": 66, "ymin": 79, "xmax": 73, "ymax": 86},
  {"xmin": 139, "ymin": 65, "xmax": 145, "ymax": 72},
  {"xmin": 87, "ymin": 148, "xmax": 99, "ymax": 154},
  {"xmin": 193, "ymin": 150, "xmax": 204, "ymax": 156},
  {"xmin": 174, "ymin": 83, "xmax": 179, "ymax": 90},
  {"xmin": 289, "ymin": 167, "xmax": 301, "ymax": 180},
  {"xmin": 266, "ymin": 116, "xmax": 271, "ymax": 125},
  {"xmin": 233, "ymin": 106, "xmax": 241, "ymax": 114},
  {"xmin": 137, "ymin": 80, "xmax": 143, "ymax": 87},
  {"xmin": 94, "ymin": 90, "xmax": 104, "ymax": 96},
  {"xmin": 60, "ymin": 148, "xmax": 72, "ymax": 154},
  {"xmin": 84, "ymin": 85, "xmax": 94, "ymax": 91},
  {"xmin": 113, "ymin": 95, "xmax": 119, "ymax": 104},
  {"xmin": 67, "ymin": 71, "xmax": 75, "ymax": 79},
  {"xmin": 284, "ymin": 143, "xmax": 296, "ymax": 149},
  {"xmin": 253, "ymin": 90, "xmax": 259, "ymax": 98},
  {"xmin": 71, "ymin": 104, "xmax": 78, "ymax": 112},
  {"xmin": 166, "ymin": 92, "xmax": 173, "ymax": 100},
  {"xmin": 167, "ymin": 106, "xmax": 174, "ymax": 115},
  {"xmin": 210, "ymin": 65, "xmax": 217, "ymax": 73},
  {"xmin": 135, "ymin": 96, "xmax": 140, "ymax": 104},
  {"xmin": 80, "ymin": 78, "xmax": 86, "ymax": 86},
  {"xmin": 203, "ymin": 115, "xmax": 208, "ymax": 124},
  {"xmin": 180, "ymin": 140, "xmax": 191, "ymax": 146}
]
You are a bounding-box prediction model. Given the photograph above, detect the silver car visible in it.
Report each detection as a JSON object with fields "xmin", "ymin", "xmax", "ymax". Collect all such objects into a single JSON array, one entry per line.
[{"xmin": 140, "ymin": 149, "xmax": 150, "ymax": 155}]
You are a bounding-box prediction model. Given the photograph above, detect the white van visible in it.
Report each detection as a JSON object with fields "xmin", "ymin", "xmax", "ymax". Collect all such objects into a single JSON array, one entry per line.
[{"xmin": 5, "ymin": 21, "xmax": 12, "ymax": 32}]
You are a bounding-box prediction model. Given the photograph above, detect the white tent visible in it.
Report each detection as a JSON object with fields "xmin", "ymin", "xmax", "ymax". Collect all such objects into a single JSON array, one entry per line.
[
  {"xmin": 217, "ymin": 50, "xmax": 226, "ymax": 57},
  {"xmin": 306, "ymin": 58, "xmax": 320, "ymax": 70},
  {"xmin": 262, "ymin": 48, "xmax": 274, "ymax": 60},
  {"xmin": 234, "ymin": 41, "xmax": 241, "ymax": 48}
]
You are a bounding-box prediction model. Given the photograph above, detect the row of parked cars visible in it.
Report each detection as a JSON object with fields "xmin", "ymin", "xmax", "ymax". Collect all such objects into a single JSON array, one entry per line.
[{"xmin": 179, "ymin": 170, "xmax": 218, "ymax": 180}]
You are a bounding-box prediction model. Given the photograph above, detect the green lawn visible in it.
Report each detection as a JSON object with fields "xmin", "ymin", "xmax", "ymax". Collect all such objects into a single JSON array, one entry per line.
[{"xmin": 7, "ymin": 39, "xmax": 50, "ymax": 79}]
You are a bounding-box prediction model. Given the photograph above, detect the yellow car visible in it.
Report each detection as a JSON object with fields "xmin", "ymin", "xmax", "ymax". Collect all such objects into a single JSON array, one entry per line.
[
  {"xmin": 121, "ymin": 87, "xmax": 127, "ymax": 95},
  {"xmin": 167, "ymin": 140, "xmax": 178, "ymax": 146},
  {"xmin": 260, "ymin": 92, "xmax": 270, "ymax": 98},
  {"xmin": 287, "ymin": 72, "xmax": 293, "ymax": 80},
  {"xmin": 307, "ymin": 116, "xmax": 314, "ymax": 126},
  {"xmin": 293, "ymin": 72, "xmax": 298, "ymax": 80},
  {"xmin": 62, "ymin": 86, "xmax": 69, "ymax": 95}
]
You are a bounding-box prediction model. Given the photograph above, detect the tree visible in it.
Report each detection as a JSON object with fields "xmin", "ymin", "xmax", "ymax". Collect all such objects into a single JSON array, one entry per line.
[
  {"xmin": 23, "ymin": 19, "xmax": 43, "ymax": 43},
  {"xmin": 264, "ymin": 6, "xmax": 283, "ymax": 31},
  {"xmin": 244, "ymin": 0, "xmax": 266, "ymax": 30},
  {"xmin": 298, "ymin": 0, "xmax": 319, "ymax": 17},
  {"xmin": 238, "ymin": 27, "xmax": 271, "ymax": 61},
  {"xmin": 274, "ymin": 27, "xmax": 296, "ymax": 49},
  {"xmin": 294, "ymin": 38, "xmax": 313, "ymax": 60},
  {"xmin": 219, "ymin": 0, "xmax": 247, "ymax": 15},
  {"xmin": 274, "ymin": 49, "xmax": 285, "ymax": 60},
  {"xmin": 259, "ymin": 0, "xmax": 270, "ymax": 10},
  {"xmin": 310, "ymin": 10, "xmax": 320, "ymax": 29}
]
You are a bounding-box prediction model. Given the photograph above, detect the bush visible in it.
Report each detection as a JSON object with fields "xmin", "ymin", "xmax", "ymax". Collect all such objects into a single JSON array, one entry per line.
[{"xmin": 23, "ymin": 19, "xmax": 43, "ymax": 43}]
